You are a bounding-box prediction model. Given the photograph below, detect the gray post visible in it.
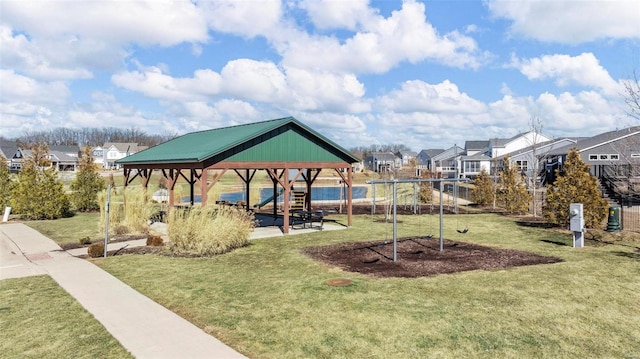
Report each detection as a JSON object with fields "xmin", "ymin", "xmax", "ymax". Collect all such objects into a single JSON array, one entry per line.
[
  {"xmin": 372, "ymin": 184, "xmax": 376, "ymax": 214},
  {"xmin": 439, "ymin": 180, "xmax": 444, "ymax": 252},
  {"xmin": 393, "ymin": 181, "xmax": 398, "ymax": 262},
  {"xmin": 104, "ymin": 184, "xmax": 112, "ymax": 258},
  {"xmin": 413, "ymin": 182, "xmax": 417, "ymax": 214}
]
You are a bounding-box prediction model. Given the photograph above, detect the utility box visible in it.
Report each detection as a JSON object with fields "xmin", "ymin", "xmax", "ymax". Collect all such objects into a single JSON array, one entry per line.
[{"xmin": 570, "ymin": 203, "xmax": 584, "ymax": 248}]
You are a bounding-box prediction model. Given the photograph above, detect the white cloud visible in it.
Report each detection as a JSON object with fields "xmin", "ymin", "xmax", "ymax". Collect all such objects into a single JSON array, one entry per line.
[
  {"xmin": 299, "ymin": 0, "xmax": 376, "ymax": 30},
  {"xmin": 0, "ymin": 1, "xmax": 208, "ymax": 80},
  {"xmin": 511, "ymin": 53, "xmax": 620, "ymax": 96},
  {"xmin": 377, "ymin": 80, "xmax": 487, "ymax": 114},
  {"xmin": 285, "ymin": 68, "xmax": 370, "ymax": 113},
  {"xmin": 220, "ymin": 59, "xmax": 288, "ymax": 103},
  {"xmin": 1, "ymin": 0, "xmax": 208, "ymax": 46},
  {"xmin": 0, "ymin": 69, "xmax": 70, "ymax": 104},
  {"xmin": 281, "ymin": 0, "xmax": 490, "ymax": 73},
  {"xmin": 200, "ymin": 0, "xmax": 282, "ymax": 38},
  {"xmin": 112, "ymin": 66, "xmax": 222, "ymax": 102},
  {"xmin": 487, "ymin": 0, "xmax": 640, "ymax": 44}
]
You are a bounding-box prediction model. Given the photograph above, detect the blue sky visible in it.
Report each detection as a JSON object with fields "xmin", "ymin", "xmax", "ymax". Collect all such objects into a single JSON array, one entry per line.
[{"xmin": 1, "ymin": 0, "xmax": 639, "ymax": 151}]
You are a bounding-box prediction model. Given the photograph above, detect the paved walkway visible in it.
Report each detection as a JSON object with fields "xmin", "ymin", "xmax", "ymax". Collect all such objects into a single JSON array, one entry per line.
[{"xmin": 0, "ymin": 223, "xmax": 246, "ymax": 359}]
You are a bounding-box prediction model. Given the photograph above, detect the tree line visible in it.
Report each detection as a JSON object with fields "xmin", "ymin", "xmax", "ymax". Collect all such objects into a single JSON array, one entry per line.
[{"xmin": 5, "ymin": 127, "xmax": 177, "ymax": 147}]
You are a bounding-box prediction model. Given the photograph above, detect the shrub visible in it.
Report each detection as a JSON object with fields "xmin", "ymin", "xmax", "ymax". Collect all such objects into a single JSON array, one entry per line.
[
  {"xmin": 79, "ymin": 236, "xmax": 92, "ymax": 245},
  {"xmin": 167, "ymin": 205, "xmax": 254, "ymax": 256},
  {"xmin": 87, "ymin": 242, "xmax": 105, "ymax": 258},
  {"xmin": 471, "ymin": 168, "xmax": 494, "ymax": 207},
  {"xmin": 544, "ymin": 148, "xmax": 608, "ymax": 228},
  {"xmin": 496, "ymin": 155, "xmax": 532, "ymax": 214},
  {"xmin": 146, "ymin": 233, "xmax": 164, "ymax": 246},
  {"xmin": 0, "ymin": 155, "xmax": 13, "ymax": 210},
  {"xmin": 70, "ymin": 146, "xmax": 105, "ymax": 212},
  {"xmin": 10, "ymin": 143, "xmax": 71, "ymax": 220}
]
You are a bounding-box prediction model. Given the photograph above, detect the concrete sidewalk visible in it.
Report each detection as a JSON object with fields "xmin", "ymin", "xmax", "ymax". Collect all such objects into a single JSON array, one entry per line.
[{"xmin": 0, "ymin": 223, "xmax": 246, "ymax": 359}]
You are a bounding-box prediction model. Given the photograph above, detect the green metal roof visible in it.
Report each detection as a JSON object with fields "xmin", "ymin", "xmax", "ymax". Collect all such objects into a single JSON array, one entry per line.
[{"xmin": 116, "ymin": 117, "xmax": 360, "ymax": 166}]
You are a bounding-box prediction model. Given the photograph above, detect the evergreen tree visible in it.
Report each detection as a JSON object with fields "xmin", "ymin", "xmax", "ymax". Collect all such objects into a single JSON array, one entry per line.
[
  {"xmin": 0, "ymin": 155, "xmax": 13, "ymax": 209},
  {"xmin": 10, "ymin": 143, "xmax": 71, "ymax": 219},
  {"xmin": 543, "ymin": 148, "xmax": 608, "ymax": 228},
  {"xmin": 496, "ymin": 155, "xmax": 532, "ymax": 214},
  {"xmin": 471, "ymin": 168, "xmax": 494, "ymax": 207},
  {"xmin": 418, "ymin": 169, "xmax": 433, "ymax": 203},
  {"xmin": 70, "ymin": 146, "xmax": 105, "ymax": 211}
]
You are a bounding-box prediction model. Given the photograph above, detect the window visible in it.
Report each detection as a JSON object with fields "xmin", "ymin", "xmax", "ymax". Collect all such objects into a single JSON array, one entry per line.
[
  {"xmin": 516, "ymin": 160, "xmax": 528, "ymax": 172},
  {"xmin": 599, "ymin": 154, "xmax": 609, "ymax": 160},
  {"xmin": 464, "ymin": 161, "xmax": 481, "ymax": 173},
  {"xmin": 610, "ymin": 154, "xmax": 619, "ymax": 160},
  {"xmin": 589, "ymin": 154, "xmax": 598, "ymax": 160}
]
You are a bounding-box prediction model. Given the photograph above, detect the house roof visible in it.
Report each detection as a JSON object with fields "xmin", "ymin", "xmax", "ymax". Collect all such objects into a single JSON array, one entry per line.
[
  {"xmin": 464, "ymin": 140, "xmax": 489, "ymax": 151},
  {"xmin": 0, "ymin": 139, "xmax": 18, "ymax": 160},
  {"xmin": 494, "ymin": 138, "xmax": 578, "ymax": 160},
  {"xmin": 396, "ymin": 150, "xmax": 417, "ymax": 157},
  {"xmin": 116, "ymin": 117, "xmax": 360, "ymax": 166},
  {"xmin": 432, "ymin": 145, "xmax": 464, "ymax": 161},
  {"xmin": 49, "ymin": 151, "xmax": 79, "ymax": 163},
  {"xmin": 418, "ymin": 149, "xmax": 445, "ymax": 158},
  {"xmin": 462, "ymin": 153, "xmax": 491, "ymax": 161},
  {"xmin": 104, "ymin": 143, "xmax": 147, "ymax": 153},
  {"xmin": 370, "ymin": 152, "xmax": 398, "ymax": 161},
  {"xmin": 49, "ymin": 145, "xmax": 80, "ymax": 155},
  {"xmin": 546, "ymin": 127, "xmax": 640, "ymax": 156}
]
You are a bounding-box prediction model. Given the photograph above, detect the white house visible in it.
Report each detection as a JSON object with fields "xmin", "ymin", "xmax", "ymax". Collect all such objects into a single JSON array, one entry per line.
[{"xmin": 100, "ymin": 143, "xmax": 148, "ymax": 169}]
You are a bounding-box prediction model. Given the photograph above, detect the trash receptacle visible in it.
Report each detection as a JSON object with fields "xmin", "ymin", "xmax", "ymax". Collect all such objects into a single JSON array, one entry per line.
[{"xmin": 606, "ymin": 206, "xmax": 621, "ymax": 232}]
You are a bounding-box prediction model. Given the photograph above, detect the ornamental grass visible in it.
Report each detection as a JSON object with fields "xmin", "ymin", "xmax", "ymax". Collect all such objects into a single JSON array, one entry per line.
[{"xmin": 167, "ymin": 205, "xmax": 254, "ymax": 256}]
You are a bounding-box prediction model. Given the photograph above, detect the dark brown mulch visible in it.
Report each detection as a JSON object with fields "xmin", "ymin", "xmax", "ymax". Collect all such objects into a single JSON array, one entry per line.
[
  {"xmin": 61, "ymin": 234, "xmax": 147, "ymax": 250},
  {"xmin": 302, "ymin": 237, "xmax": 563, "ymax": 278}
]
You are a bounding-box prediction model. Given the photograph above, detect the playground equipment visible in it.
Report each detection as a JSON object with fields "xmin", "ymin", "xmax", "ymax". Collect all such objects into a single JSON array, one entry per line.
[{"xmin": 366, "ymin": 178, "xmax": 469, "ymax": 261}]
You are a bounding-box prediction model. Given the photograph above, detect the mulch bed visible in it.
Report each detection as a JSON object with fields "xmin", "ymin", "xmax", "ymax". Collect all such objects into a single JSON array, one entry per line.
[{"xmin": 302, "ymin": 237, "xmax": 563, "ymax": 278}]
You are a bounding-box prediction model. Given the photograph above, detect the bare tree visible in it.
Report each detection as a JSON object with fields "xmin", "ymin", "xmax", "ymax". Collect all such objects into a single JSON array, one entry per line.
[{"xmin": 623, "ymin": 69, "xmax": 640, "ymax": 120}]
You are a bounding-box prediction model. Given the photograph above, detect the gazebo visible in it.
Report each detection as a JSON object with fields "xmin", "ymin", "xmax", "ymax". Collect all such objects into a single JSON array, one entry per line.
[{"xmin": 116, "ymin": 117, "xmax": 360, "ymax": 233}]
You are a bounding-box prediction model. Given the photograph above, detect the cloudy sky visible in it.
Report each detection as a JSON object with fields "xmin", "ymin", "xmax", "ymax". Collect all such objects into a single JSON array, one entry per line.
[{"xmin": 1, "ymin": 0, "xmax": 639, "ymax": 151}]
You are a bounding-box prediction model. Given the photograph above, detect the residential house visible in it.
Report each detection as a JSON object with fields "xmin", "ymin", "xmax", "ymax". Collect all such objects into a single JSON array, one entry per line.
[
  {"xmin": 459, "ymin": 140, "xmax": 490, "ymax": 179},
  {"xmin": 395, "ymin": 150, "xmax": 418, "ymax": 167},
  {"xmin": 495, "ymin": 137, "xmax": 578, "ymax": 184},
  {"xmin": 544, "ymin": 126, "xmax": 640, "ymax": 184},
  {"xmin": 416, "ymin": 149, "xmax": 444, "ymax": 171},
  {"xmin": 9, "ymin": 145, "xmax": 80, "ymax": 172},
  {"xmin": 101, "ymin": 143, "xmax": 148, "ymax": 169},
  {"xmin": 432, "ymin": 145, "xmax": 464, "ymax": 178},
  {"xmin": 458, "ymin": 131, "xmax": 552, "ymax": 179},
  {"xmin": 364, "ymin": 152, "xmax": 401, "ymax": 172},
  {"xmin": 0, "ymin": 139, "xmax": 18, "ymax": 170}
]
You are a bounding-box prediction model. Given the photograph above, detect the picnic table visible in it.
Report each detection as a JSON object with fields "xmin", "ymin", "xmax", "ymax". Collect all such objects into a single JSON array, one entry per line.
[{"xmin": 290, "ymin": 210, "xmax": 326, "ymax": 230}]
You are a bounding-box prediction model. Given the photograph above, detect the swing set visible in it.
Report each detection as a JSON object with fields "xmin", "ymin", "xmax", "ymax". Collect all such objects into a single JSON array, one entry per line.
[{"xmin": 366, "ymin": 177, "xmax": 469, "ymax": 262}]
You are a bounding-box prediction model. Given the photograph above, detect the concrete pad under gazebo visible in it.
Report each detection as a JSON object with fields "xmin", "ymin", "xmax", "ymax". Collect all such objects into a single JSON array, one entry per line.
[{"xmin": 115, "ymin": 117, "xmax": 360, "ymax": 233}]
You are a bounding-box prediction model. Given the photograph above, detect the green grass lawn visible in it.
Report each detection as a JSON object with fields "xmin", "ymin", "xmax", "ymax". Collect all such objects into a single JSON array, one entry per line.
[
  {"xmin": 87, "ymin": 213, "xmax": 640, "ymax": 358},
  {"xmin": 0, "ymin": 276, "xmax": 132, "ymax": 358},
  {"xmin": 26, "ymin": 212, "xmax": 102, "ymax": 246}
]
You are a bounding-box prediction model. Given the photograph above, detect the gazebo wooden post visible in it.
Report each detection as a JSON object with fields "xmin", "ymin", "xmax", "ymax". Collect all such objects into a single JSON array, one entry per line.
[
  {"xmin": 189, "ymin": 170, "xmax": 195, "ymax": 205},
  {"xmin": 272, "ymin": 175, "xmax": 278, "ymax": 218},
  {"xmin": 200, "ymin": 168, "xmax": 208, "ymax": 206},
  {"xmin": 282, "ymin": 167, "xmax": 290, "ymax": 234},
  {"xmin": 245, "ymin": 169, "xmax": 251, "ymax": 211},
  {"xmin": 347, "ymin": 166, "xmax": 353, "ymax": 227},
  {"xmin": 305, "ymin": 169, "xmax": 312, "ymax": 211}
]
